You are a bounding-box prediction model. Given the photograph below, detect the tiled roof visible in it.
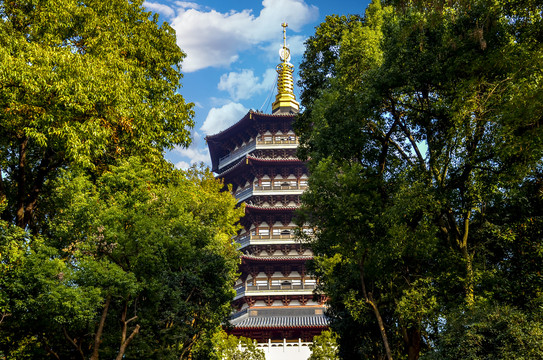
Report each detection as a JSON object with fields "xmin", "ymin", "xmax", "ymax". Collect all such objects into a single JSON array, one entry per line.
[
  {"xmin": 218, "ymin": 155, "xmax": 303, "ymax": 178},
  {"xmin": 206, "ymin": 110, "xmax": 297, "ymax": 172},
  {"xmin": 205, "ymin": 111, "xmax": 252, "ymax": 141},
  {"xmin": 232, "ymin": 315, "xmax": 328, "ymax": 329},
  {"xmin": 217, "ymin": 156, "xmax": 246, "ymax": 177},
  {"xmin": 241, "ymin": 254, "xmax": 312, "ymax": 262},
  {"xmin": 245, "ymin": 204, "xmax": 299, "ymax": 211},
  {"xmin": 246, "ymin": 155, "xmax": 302, "ymax": 163},
  {"xmin": 206, "ymin": 111, "xmax": 295, "ymax": 140}
]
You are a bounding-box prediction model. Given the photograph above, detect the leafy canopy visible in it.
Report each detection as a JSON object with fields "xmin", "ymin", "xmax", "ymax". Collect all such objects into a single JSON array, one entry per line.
[
  {"xmin": 0, "ymin": 0, "xmax": 194, "ymax": 228},
  {"xmin": 296, "ymin": 0, "xmax": 543, "ymax": 358},
  {"xmin": 0, "ymin": 158, "xmax": 244, "ymax": 359}
]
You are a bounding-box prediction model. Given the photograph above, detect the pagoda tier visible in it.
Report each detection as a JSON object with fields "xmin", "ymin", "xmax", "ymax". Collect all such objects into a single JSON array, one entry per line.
[
  {"xmin": 219, "ymin": 155, "xmax": 308, "ymax": 193},
  {"xmin": 229, "ymin": 307, "xmax": 327, "ymax": 342},
  {"xmin": 240, "ymin": 205, "xmax": 297, "ymax": 229},
  {"xmin": 234, "ymin": 256, "xmax": 315, "ymax": 309},
  {"xmin": 206, "ymin": 111, "xmax": 300, "ymax": 173},
  {"xmin": 230, "ymin": 256, "xmax": 327, "ymax": 342}
]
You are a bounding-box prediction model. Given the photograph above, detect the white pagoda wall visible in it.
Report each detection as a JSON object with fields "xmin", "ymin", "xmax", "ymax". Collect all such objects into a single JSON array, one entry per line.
[{"xmin": 256, "ymin": 340, "xmax": 312, "ymax": 360}]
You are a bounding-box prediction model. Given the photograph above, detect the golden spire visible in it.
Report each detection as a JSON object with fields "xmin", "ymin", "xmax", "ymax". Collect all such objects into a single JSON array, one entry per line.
[{"xmin": 272, "ymin": 23, "xmax": 299, "ymax": 114}]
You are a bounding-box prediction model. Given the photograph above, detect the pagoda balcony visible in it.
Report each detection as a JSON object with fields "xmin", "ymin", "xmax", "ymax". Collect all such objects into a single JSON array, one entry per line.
[
  {"xmin": 218, "ymin": 137, "xmax": 299, "ymax": 170},
  {"xmin": 219, "ymin": 140, "xmax": 257, "ymax": 170},
  {"xmin": 236, "ymin": 233, "xmax": 298, "ymax": 249},
  {"xmin": 233, "ymin": 283, "xmax": 317, "ymax": 300},
  {"xmin": 234, "ymin": 184, "xmax": 307, "ymax": 202}
]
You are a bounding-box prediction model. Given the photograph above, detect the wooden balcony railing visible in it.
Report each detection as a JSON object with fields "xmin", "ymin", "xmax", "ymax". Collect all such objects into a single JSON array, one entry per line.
[
  {"xmin": 234, "ymin": 282, "xmax": 316, "ymax": 293},
  {"xmin": 234, "ymin": 184, "xmax": 307, "ymax": 201},
  {"xmin": 218, "ymin": 140, "xmax": 256, "ymax": 168}
]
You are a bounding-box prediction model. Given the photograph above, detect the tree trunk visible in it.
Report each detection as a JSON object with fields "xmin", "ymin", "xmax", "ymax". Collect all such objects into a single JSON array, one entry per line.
[
  {"xmin": 459, "ymin": 210, "xmax": 474, "ymax": 307},
  {"xmin": 442, "ymin": 207, "xmax": 475, "ymax": 307},
  {"xmin": 402, "ymin": 327, "xmax": 421, "ymax": 360},
  {"xmin": 359, "ymin": 256, "xmax": 393, "ymax": 360},
  {"xmin": 15, "ymin": 137, "xmax": 28, "ymax": 228},
  {"xmin": 90, "ymin": 295, "xmax": 111, "ymax": 360}
]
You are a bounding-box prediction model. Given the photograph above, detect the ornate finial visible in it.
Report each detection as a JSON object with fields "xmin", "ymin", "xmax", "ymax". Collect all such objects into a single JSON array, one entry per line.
[
  {"xmin": 279, "ymin": 23, "xmax": 290, "ymax": 64},
  {"xmin": 281, "ymin": 22, "xmax": 288, "ymax": 49},
  {"xmin": 272, "ymin": 23, "xmax": 299, "ymax": 114}
]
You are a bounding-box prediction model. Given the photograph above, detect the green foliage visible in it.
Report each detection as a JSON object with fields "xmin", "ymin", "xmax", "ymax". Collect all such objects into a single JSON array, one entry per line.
[
  {"xmin": 199, "ymin": 330, "xmax": 265, "ymax": 360},
  {"xmin": 426, "ymin": 304, "xmax": 543, "ymax": 360},
  {"xmin": 296, "ymin": 0, "xmax": 543, "ymax": 358},
  {"xmin": 309, "ymin": 331, "xmax": 340, "ymax": 360},
  {"xmin": 0, "ymin": 1, "xmax": 241, "ymax": 359},
  {"xmin": 0, "ymin": 216, "xmax": 103, "ymax": 358},
  {"xmin": 0, "ymin": 0, "xmax": 194, "ymax": 228},
  {"xmin": 0, "ymin": 158, "xmax": 244, "ymax": 359}
]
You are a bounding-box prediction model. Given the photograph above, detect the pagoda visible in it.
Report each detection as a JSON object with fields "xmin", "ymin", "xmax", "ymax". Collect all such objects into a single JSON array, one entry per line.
[{"xmin": 206, "ymin": 24, "xmax": 327, "ymax": 355}]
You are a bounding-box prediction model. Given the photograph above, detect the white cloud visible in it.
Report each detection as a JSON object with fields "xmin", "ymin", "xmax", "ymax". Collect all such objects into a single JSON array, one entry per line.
[
  {"xmin": 174, "ymin": 146, "xmax": 210, "ymax": 163},
  {"xmin": 168, "ymin": 0, "xmax": 318, "ymax": 72},
  {"xmin": 175, "ymin": 1, "xmax": 202, "ymax": 10},
  {"xmin": 201, "ymin": 102, "xmax": 249, "ymax": 135},
  {"xmin": 209, "ymin": 97, "xmax": 233, "ymax": 107},
  {"xmin": 175, "ymin": 160, "xmax": 191, "ymax": 170},
  {"xmin": 172, "ymin": 131, "xmax": 211, "ymax": 167},
  {"xmin": 143, "ymin": 1, "xmax": 175, "ymax": 18},
  {"xmin": 218, "ymin": 68, "xmax": 276, "ymax": 101}
]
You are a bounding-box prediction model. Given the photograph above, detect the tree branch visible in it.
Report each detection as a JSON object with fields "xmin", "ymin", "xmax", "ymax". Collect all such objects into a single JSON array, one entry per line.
[
  {"xmin": 63, "ymin": 327, "xmax": 85, "ymax": 360},
  {"xmin": 0, "ymin": 312, "xmax": 11, "ymax": 325},
  {"xmin": 24, "ymin": 148, "xmax": 61, "ymax": 229},
  {"xmin": 115, "ymin": 324, "xmax": 140, "ymax": 360},
  {"xmin": 398, "ymin": 119, "xmax": 426, "ymax": 172},
  {"xmin": 40, "ymin": 335, "xmax": 61, "ymax": 360},
  {"xmin": 179, "ymin": 330, "xmax": 200, "ymax": 360},
  {"xmin": 116, "ymin": 298, "xmax": 140, "ymax": 360},
  {"xmin": 0, "ymin": 164, "xmax": 6, "ymax": 203}
]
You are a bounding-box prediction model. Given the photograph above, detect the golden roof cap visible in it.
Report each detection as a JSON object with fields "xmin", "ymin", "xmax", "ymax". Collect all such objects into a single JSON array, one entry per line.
[{"xmin": 272, "ymin": 23, "xmax": 299, "ymax": 114}]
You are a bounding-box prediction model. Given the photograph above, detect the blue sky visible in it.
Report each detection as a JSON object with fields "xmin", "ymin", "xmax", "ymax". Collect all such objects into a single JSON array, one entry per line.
[{"xmin": 142, "ymin": 0, "xmax": 371, "ymax": 169}]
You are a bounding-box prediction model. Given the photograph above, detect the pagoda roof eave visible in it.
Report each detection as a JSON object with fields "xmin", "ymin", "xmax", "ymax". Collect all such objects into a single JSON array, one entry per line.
[
  {"xmin": 230, "ymin": 315, "xmax": 328, "ymax": 329},
  {"xmin": 205, "ymin": 111, "xmax": 297, "ymax": 142},
  {"xmin": 234, "ymin": 325, "xmax": 328, "ymax": 330},
  {"xmin": 241, "ymin": 255, "xmax": 312, "ymax": 262},
  {"xmin": 245, "ymin": 205, "xmax": 299, "ymax": 212},
  {"xmin": 218, "ymin": 155, "xmax": 305, "ymax": 180},
  {"xmin": 205, "ymin": 111, "xmax": 252, "ymax": 143},
  {"xmin": 206, "ymin": 111, "xmax": 298, "ymax": 172}
]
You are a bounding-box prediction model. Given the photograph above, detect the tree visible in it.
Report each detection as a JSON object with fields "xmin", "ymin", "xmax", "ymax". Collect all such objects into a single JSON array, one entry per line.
[
  {"xmin": 197, "ymin": 330, "xmax": 265, "ymax": 360},
  {"xmin": 296, "ymin": 0, "xmax": 543, "ymax": 358},
  {"xmin": 0, "ymin": 0, "xmax": 194, "ymax": 229},
  {"xmin": 427, "ymin": 304, "xmax": 543, "ymax": 360},
  {"xmin": 0, "ymin": 204, "xmax": 105, "ymax": 359},
  {"xmin": 309, "ymin": 330, "xmax": 339, "ymax": 360},
  {"xmin": 0, "ymin": 158, "xmax": 244, "ymax": 359},
  {"xmin": 0, "ymin": 1, "xmax": 244, "ymax": 358}
]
